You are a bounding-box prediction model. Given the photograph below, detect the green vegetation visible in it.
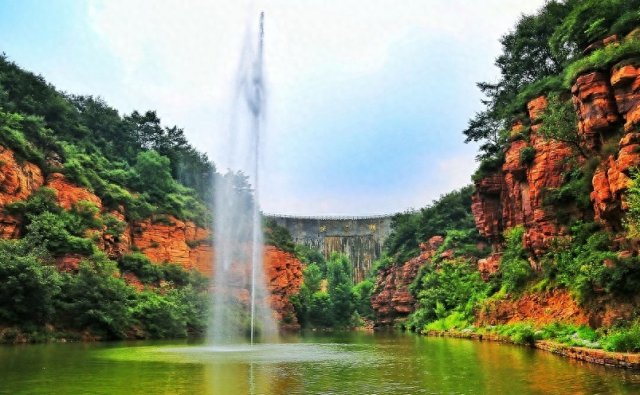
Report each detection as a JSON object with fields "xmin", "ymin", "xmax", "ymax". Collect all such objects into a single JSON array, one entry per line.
[
  {"xmin": 0, "ymin": 56, "xmax": 223, "ymax": 342},
  {"xmin": 407, "ymin": 258, "xmax": 489, "ymax": 332},
  {"xmin": 499, "ymin": 226, "xmax": 534, "ymax": 292},
  {"xmin": 0, "ymin": 240, "xmax": 208, "ymax": 342},
  {"xmin": 263, "ymin": 218, "xmax": 296, "ymax": 253},
  {"xmin": 564, "ymin": 38, "xmax": 640, "ymax": 87},
  {"xmin": 384, "ymin": 186, "xmax": 479, "ymax": 265},
  {"xmin": 537, "ymin": 93, "xmax": 583, "ymax": 156},
  {"xmin": 624, "ymin": 171, "xmax": 640, "ymax": 238},
  {"xmin": 291, "ymin": 252, "xmax": 374, "ymax": 328},
  {"xmin": 519, "ymin": 145, "xmax": 535, "ymax": 165}
]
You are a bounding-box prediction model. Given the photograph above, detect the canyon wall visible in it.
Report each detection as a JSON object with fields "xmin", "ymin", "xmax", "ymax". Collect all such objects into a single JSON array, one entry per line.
[
  {"xmin": 473, "ymin": 58, "xmax": 640, "ymax": 274},
  {"xmin": 371, "ymin": 43, "xmax": 640, "ymax": 327},
  {"xmin": 267, "ymin": 214, "xmax": 392, "ymax": 282}
]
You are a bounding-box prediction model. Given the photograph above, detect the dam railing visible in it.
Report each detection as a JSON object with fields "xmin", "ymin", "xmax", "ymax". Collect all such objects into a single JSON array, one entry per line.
[{"xmin": 262, "ymin": 213, "xmax": 395, "ymax": 221}]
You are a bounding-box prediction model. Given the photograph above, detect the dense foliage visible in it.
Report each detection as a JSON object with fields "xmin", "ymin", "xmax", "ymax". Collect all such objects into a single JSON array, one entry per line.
[
  {"xmin": 0, "ymin": 56, "xmax": 222, "ymax": 341},
  {"xmin": 291, "ymin": 252, "xmax": 374, "ymax": 328},
  {"xmin": 0, "ymin": 239, "xmax": 208, "ymax": 342}
]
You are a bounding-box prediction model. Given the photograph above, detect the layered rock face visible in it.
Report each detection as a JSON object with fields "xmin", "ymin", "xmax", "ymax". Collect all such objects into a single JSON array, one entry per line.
[
  {"xmin": 476, "ymin": 289, "xmax": 589, "ymax": 327},
  {"xmin": 264, "ymin": 246, "xmax": 304, "ymax": 328},
  {"xmin": 371, "ymin": 236, "xmax": 444, "ymax": 326},
  {"xmin": 472, "ymin": 57, "xmax": 640, "ymax": 272},
  {"xmin": 46, "ymin": 173, "xmax": 102, "ymax": 210},
  {"xmin": 472, "ymin": 95, "xmax": 574, "ymax": 271},
  {"xmin": 131, "ymin": 217, "xmax": 213, "ymax": 275}
]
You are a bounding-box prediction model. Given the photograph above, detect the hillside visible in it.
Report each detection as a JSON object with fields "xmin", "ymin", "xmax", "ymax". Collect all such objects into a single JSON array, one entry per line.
[
  {"xmin": 371, "ymin": 0, "xmax": 640, "ymax": 353},
  {"xmin": 0, "ymin": 55, "xmax": 302, "ymax": 342}
]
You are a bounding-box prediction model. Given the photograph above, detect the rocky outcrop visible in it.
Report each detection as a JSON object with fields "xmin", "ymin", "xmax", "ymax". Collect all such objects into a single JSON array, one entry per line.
[
  {"xmin": 472, "ymin": 95, "xmax": 574, "ymax": 262},
  {"xmin": 476, "ymin": 289, "xmax": 589, "ymax": 327},
  {"xmin": 264, "ymin": 246, "xmax": 303, "ymax": 328},
  {"xmin": 472, "ymin": 55, "xmax": 640, "ymax": 267},
  {"xmin": 371, "ymin": 236, "xmax": 444, "ymax": 326},
  {"xmin": 131, "ymin": 216, "xmax": 213, "ymax": 274},
  {"xmin": 476, "ymin": 288, "xmax": 639, "ymax": 329},
  {"xmin": 572, "ymin": 71, "xmax": 619, "ymax": 149},
  {"xmin": 611, "ymin": 62, "xmax": 640, "ymax": 132},
  {"xmin": 0, "ymin": 145, "xmax": 44, "ymax": 238},
  {"xmin": 471, "ymin": 174, "xmax": 503, "ymax": 244},
  {"xmin": 46, "ymin": 173, "xmax": 102, "ymax": 210}
]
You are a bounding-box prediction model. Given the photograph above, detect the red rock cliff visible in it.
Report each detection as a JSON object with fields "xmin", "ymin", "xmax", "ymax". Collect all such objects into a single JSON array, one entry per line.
[
  {"xmin": 471, "ymin": 56, "xmax": 640, "ymax": 271},
  {"xmin": 371, "ymin": 236, "xmax": 444, "ymax": 326},
  {"xmin": 0, "ymin": 145, "xmax": 44, "ymax": 238}
]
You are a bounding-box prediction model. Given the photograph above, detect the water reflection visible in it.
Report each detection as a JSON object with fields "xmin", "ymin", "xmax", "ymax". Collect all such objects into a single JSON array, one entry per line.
[{"xmin": 2, "ymin": 333, "xmax": 640, "ymax": 394}]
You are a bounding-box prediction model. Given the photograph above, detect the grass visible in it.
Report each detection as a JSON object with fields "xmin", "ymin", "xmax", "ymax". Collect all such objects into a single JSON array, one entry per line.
[{"xmin": 564, "ymin": 39, "xmax": 640, "ymax": 87}]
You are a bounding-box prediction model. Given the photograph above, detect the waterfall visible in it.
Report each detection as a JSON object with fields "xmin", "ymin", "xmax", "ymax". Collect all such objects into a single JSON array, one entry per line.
[{"xmin": 209, "ymin": 11, "xmax": 277, "ymax": 345}]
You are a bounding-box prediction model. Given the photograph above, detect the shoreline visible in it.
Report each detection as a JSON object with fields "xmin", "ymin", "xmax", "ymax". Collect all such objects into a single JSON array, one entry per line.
[{"xmin": 424, "ymin": 329, "xmax": 640, "ymax": 370}]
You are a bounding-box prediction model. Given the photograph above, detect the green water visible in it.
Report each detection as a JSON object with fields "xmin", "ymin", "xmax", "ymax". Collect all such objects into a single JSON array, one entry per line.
[{"xmin": 2, "ymin": 332, "xmax": 640, "ymax": 394}]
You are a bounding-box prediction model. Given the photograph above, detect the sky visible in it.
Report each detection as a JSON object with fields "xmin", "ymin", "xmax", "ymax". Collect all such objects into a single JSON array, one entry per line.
[{"xmin": 0, "ymin": 0, "xmax": 546, "ymax": 216}]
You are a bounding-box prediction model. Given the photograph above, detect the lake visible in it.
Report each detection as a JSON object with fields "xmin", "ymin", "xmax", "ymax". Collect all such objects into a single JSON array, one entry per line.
[{"xmin": 2, "ymin": 331, "xmax": 640, "ymax": 394}]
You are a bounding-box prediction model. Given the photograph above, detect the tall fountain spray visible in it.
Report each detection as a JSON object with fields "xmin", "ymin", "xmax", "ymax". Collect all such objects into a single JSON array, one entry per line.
[{"xmin": 209, "ymin": 12, "xmax": 277, "ymax": 345}]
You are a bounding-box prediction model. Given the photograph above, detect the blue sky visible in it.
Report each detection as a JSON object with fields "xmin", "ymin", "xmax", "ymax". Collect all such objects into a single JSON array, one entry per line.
[{"xmin": 0, "ymin": 0, "xmax": 545, "ymax": 215}]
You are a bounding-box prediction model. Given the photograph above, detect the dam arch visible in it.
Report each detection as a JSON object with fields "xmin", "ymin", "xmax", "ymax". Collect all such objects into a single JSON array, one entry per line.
[{"xmin": 265, "ymin": 214, "xmax": 394, "ymax": 282}]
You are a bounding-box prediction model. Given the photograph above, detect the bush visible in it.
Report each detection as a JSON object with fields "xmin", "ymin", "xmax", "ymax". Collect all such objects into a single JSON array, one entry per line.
[
  {"xmin": 25, "ymin": 212, "xmax": 94, "ymax": 256},
  {"xmin": 0, "ymin": 111, "xmax": 46, "ymax": 165},
  {"xmin": 494, "ymin": 323, "xmax": 537, "ymax": 345},
  {"xmin": 519, "ymin": 146, "xmax": 536, "ymax": 165},
  {"xmin": 423, "ymin": 311, "xmax": 470, "ymax": 332},
  {"xmin": 472, "ymin": 154, "xmax": 505, "ymax": 182},
  {"xmin": 602, "ymin": 323, "xmax": 640, "ymax": 352},
  {"xmin": 352, "ymin": 279, "xmax": 374, "ymax": 319},
  {"xmin": 624, "ymin": 170, "xmax": 640, "ymax": 238},
  {"xmin": 56, "ymin": 258, "xmax": 135, "ymax": 339},
  {"xmin": 408, "ymin": 258, "xmax": 489, "ymax": 330},
  {"xmin": 263, "ymin": 218, "xmax": 295, "ymax": 253},
  {"xmin": 0, "ymin": 240, "xmax": 60, "ymax": 326},
  {"xmin": 499, "ymin": 226, "xmax": 534, "ymax": 292},
  {"xmin": 118, "ymin": 253, "xmax": 163, "ymax": 284},
  {"xmin": 130, "ymin": 291, "xmax": 187, "ymax": 338}
]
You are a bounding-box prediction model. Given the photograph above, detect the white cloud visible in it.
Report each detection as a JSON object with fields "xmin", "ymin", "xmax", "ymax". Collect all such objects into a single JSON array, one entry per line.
[{"xmin": 85, "ymin": 0, "xmax": 546, "ymax": 214}]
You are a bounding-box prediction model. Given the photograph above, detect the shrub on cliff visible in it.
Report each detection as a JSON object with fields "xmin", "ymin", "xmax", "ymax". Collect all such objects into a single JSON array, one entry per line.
[
  {"xmin": 537, "ymin": 93, "xmax": 584, "ymax": 157},
  {"xmin": 408, "ymin": 258, "xmax": 488, "ymax": 331},
  {"xmin": 540, "ymin": 221, "xmax": 640, "ymax": 301},
  {"xmin": 564, "ymin": 38, "xmax": 640, "ymax": 87},
  {"xmin": 264, "ymin": 218, "xmax": 296, "ymax": 254},
  {"xmin": 519, "ymin": 146, "xmax": 536, "ymax": 166},
  {"xmin": 499, "ymin": 226, "xmax": 534, "ymax": 292},
  {"xmin": 385, "ymin": 186, "xmax": 477, "ymax": 266},
  {"xmin": 624, "ymin": 171, "xmax": 640, "ymax": 238},
  {"xmin": 550, "ymin": 0, "xmax": 640, "ymax": 61},
  {"xmin": 25, "ymin": 212, "xmax": 94, "ymax": 256}
]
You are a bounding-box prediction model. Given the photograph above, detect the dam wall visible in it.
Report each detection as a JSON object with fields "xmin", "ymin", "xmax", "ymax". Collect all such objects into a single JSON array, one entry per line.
[{"xmin": 266, "ymin": 214, "xmax": 393, "ymax": 282}]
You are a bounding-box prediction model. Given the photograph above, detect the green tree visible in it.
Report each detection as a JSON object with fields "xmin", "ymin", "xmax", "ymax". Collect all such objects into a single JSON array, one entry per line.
[
  {"xmin": 0, "ymin": 240, "xmax": 60, "ymax": 326},
  {"xmin": 537, "ymin": 93, "xmax": 585, "ymax": 157},
  {"xmin": 326, "ymin": 253, "xmax": 355, "ymax": 326}
]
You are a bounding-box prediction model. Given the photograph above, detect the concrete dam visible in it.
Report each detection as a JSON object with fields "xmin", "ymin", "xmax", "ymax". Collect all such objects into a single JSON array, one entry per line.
[{"xmin": 266, "ymin": 214, "xmax": 394, "ymax": 282}]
